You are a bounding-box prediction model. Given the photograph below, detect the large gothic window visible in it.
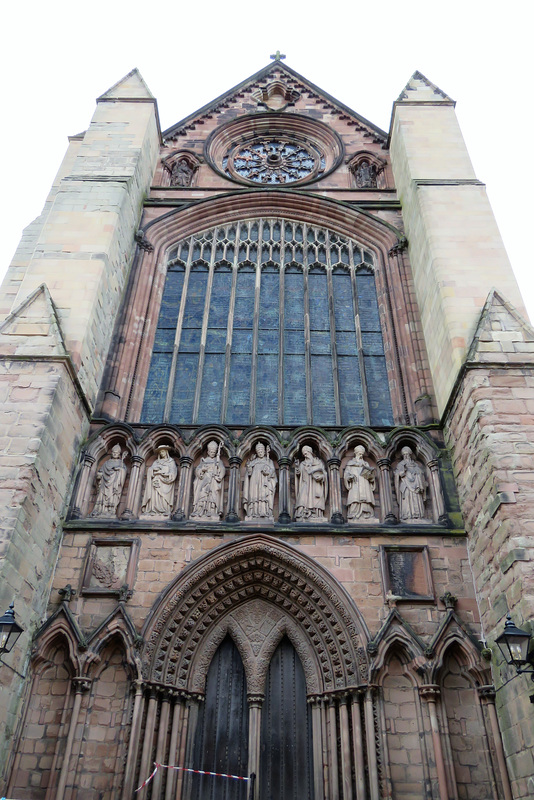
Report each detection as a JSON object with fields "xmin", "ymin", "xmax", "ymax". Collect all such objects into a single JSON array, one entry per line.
[{"xmin": 141, "ymin": 219, "xmax": 393, "ymax": 426}]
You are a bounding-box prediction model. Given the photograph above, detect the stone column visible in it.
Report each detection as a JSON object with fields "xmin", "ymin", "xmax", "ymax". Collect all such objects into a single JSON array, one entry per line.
[
  {"xmin": 478, "ymin": 686, "xmax": 513, "ymax": 800},
  {"xmin": 181, "ymin": 695, "xmax": 201, "ymax": 799},
  {"xmin": 339, "ymin": 693, "xmax": 354, "ymax": 800},
  {"xmin": 377, "ymin": 458, "xmax": 396, "ymax": 524},
  {"xmin": 71, "ymin": 452, "xmax": 95, "ymax": 518},
  {"xmin": 55, "ymin": 677, "xmax": 91, "ymax": 800},
  {"xmin": 152, "ymin": 689, "xmax": 171, "ymax": 798},
  {"xmin": 122, "ymin": 455, "xmax": 144, "ymax": 519},
  {"xmin": 427, "ymin": 459, "xmax": 448, "ymax": 525},
  {"xmin": 309, "ymin": 696, "xmax": 325, "ymax": 800},
  {"xmin": 351, "ymin": 689, "xmax": 367, "ymax": 800},
  {"xmin": 327, "ymin": 698, "xmax": 340, "ymax": 800},
  {"xmin": 320, "ymin": 697, "xmax": 330, "ymax": 800},
  {"xmin": 138, "ymin": 686, "xmax": 159, "ymax": 800},
  {"xmin": 327, "ymin": 458, "xmax": 344, "ymax": 524},
  {"xmin": 364, "ymin": 686, "xmax": 379, "ymax": 800},
  {"xmin": 226, "ymin": 456, "xmax": 242, "ymax": 522},
  {"xmin": 173, "ymin": 455, "xmax": 193, "ymax": 521},
  {"xmin": 247, "ymin": 694, "xmax": 263, "ymax": 799},
  {"xmin": 278, "ymin": 457, "xmax": 292, "ymax": 523},
  {"xmin": 121, "ymin": 679, "xmax": 145, "ymax": 800},
  {"xmin": 175, "ymin": 697, "xmax": 191, "ymax": 800},
  {"xmin": 419, "ymin": 685, "xmax": 449, "ymax": 800},
  {"xmin": 165, "ymin": 692, "xmax": 184, "ymax": 800}
]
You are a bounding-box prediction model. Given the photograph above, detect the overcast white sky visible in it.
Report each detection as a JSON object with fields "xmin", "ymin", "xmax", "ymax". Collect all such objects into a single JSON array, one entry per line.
[{"xmin": 2, "ymin": 1, "xmax": 532, "ymax": 319}]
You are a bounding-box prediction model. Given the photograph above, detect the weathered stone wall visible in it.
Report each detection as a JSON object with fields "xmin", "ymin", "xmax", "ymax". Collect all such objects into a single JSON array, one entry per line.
[
  {"xmin": 445, "ymin": 295, "xmax": 534, "ymax": 799},
  {"xmin": 389, "ymin": 73, "xmax": 525, "ymax": 416},
  {"xmin": 0, "ymin": 69, "xmax": 160, "ymax": 787}
]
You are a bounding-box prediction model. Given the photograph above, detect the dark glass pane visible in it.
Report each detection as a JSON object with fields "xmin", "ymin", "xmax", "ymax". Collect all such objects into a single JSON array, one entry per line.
[
  {"xmin": 284, "ymin": 329, "xmax": 305, "ymax": 355},
  {"xmin": 361, "ymin": 330, "xmax": 385, "ymax": 356},
  {"xmin": 198, "ymin": 353, "xmax": 225, "ymax": 423},
  {"xmin": 171, "ymin": 352, "xmax": 200, "ymax": 423},
  {"xmin": 179, "ymin": 327, "xmax": 202, "ymax": 353},
  {"xmin": 284, "ymin": 272, "xmax": 304, "ymax": 329},
  {"xmin": 284, "ymin": 354, "xmax": 306, "ymax": 424},
  {"xmin": 232, "ymin": 329, "xmax": 254, "ymax": 354},
  {"xmin": 311, "ymin": 355, "xmax": 336, "ymax": 425},
  {"xmin": 208, "ymin": 269, "xmax": 232, "ymax": 328},
  {"xmin": 259, "ymin": 272, "xmax": 280, "ymax": 329},
  {"xmin": 234, "ymin": 270, "xmax": 256, "ymax": 327},
  {"xmin": 356, "ymin": 274, "xmax": 381, "ymax": 331},
  {"xmin": 338, "ymin": 355, "xmax": 365, "ymax": 426},
  {"xmin": 182, "ymin": 268, "xmax": 208, "ymax": 327},
  {"xmin": 365, "ymin": 356, "xmax": 394, "ymax": 426},
  {"xmin": 141, "ymin": 352, "xmax": 172, "ymax": 423},
  {"xmin": 226, "ymin": 353, "xmax": 251, "ymax": 424},
  {"xmin": 308, "ymin": 270, "xmax": 329, "ymax": 331},
  {"xmin": 192, "ymin": 637, "xmax": 248, "ymax": 800},
  {"xmin": 335, "ymin": 330, "xmax": 358, "ymax": 356},
  {"xmin": 258, "ymin": 329, "xmax": 279, "ymax": 354},
  {"xmin": 205, "ymin": 328, "xmax": 227, "ymax": 353},
  {"xmin": 333, "ymin": 271, "xmax": 355, "ymax": 331},
  {"xmin": 157, "ymin": 268, "xmax": 185, "ymax": 328},
  {"xmin": 153, "ymin": 327, "xmax": 175, "ymax": 352},
  {"xmin": 310, "ymin": 330, "xmax": 331, "ymax": 355},
  {"xmin": 256, "ymin": 354, "xmax": 278, "ymax": 424}
]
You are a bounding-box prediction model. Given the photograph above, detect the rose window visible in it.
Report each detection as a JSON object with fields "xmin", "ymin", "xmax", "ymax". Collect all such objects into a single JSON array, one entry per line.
[{"xmin": 223, "ymin": 138, "xmax": 325, "ymax": 185}]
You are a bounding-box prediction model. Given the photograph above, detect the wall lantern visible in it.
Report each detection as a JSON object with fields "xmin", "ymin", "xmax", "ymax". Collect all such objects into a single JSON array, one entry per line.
[
  {"xmin": 0, "ymin": 602, "xmax": 24, "ymax": 656},
  {"xmin": 496, "ymin": 613, "xmax": 534, "ymax": 678}
]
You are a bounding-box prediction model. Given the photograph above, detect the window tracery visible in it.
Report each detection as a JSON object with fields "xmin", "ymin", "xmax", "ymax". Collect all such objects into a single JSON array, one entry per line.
[
  {"xmin": 223, "ymin": 138, "xmax": 324, "ymax": 184},
  {"xmin": 141, "ymin": 219, "xmax": 393, "ymax": 428}
]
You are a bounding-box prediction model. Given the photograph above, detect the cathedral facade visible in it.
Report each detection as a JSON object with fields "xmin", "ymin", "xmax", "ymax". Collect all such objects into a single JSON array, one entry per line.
[{"xmin": 0, "ymin": 61, "xmax": 533, "ymax": 799}]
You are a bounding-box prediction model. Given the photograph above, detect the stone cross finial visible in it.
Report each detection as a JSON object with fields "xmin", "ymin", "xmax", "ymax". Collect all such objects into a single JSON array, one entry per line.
[{"xmin": 270, "ymin": 51, "xmax": 286, "ymax": 62}]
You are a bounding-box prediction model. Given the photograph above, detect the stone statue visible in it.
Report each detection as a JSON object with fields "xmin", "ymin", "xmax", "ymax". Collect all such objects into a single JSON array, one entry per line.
[
  {"xmin": 294, "ymin": 445, "xmax": 328, "ymax": 521},
  {"xmin": 344, "ymin": 445, "xmax": 378, "ymax": 522},
  {"xmin": 171, "ymin": 158, "xmax": 194, "ymax": 187},
  {"xmin": 394, "ymin": 446, "xmax": 428, "ymax": 522},
  {"xmin": 91, "ymin": 444, "xmax": 127, "ymax": 518},
  {"xmin": 355, "ymin": 160, "xmax": 377, "ymax": 188},
  {"xmin": 141, "ymin": 446, "xmax": 177, "ymax": 517},
  {"xmin": 190, "ymin": 440, "xmax": 226, "ymax": 521},
  {"xmin": 243, "ymin": 442, "xmax": 277, "ymax": 521}
]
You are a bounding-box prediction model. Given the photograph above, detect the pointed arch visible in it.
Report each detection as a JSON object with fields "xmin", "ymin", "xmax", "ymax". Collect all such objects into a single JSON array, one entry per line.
[{"xmin": 142, "ymin": 535, "xmax": 369, "ymax": 694}]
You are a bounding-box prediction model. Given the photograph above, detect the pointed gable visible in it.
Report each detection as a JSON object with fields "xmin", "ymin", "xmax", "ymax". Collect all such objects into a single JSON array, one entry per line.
[
  {"xmin": 467, "ymin": 289, "xmax": 534, "ymax": 364},
  {"xmin": 0, "ymin": 283, "xmax": 68, "ymax": 357},
  {"xmin": 396, "ymin": 70, "xmax": 454, "ymax": 104},
  {"xmin": 97, "ymin": 68, "xmax": 155, "ymax": 101},
  {"xmin": 163, "ymin": 61, "xmax": 387, "ymax": 143}
]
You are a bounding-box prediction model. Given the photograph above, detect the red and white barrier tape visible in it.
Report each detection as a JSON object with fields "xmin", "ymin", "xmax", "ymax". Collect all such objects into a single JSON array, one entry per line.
[{"xmin": 135, "ymin": 762, "xmax": 250, "ymax": 792}]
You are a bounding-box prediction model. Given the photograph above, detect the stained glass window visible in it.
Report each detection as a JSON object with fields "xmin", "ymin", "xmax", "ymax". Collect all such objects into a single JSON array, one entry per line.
[{"xmin": 141, "ymin": 219, "xmax": 393, "ymax": 426}]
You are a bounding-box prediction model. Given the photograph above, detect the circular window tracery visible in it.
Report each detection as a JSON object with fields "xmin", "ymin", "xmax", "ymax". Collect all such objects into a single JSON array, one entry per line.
[
  {"xmin": 223, "ymin": 138, "xmax": 325, "ymax": 185},
  {"xmin": 206, "ymin": 113, "xmax": 344, "ymax": 188}
]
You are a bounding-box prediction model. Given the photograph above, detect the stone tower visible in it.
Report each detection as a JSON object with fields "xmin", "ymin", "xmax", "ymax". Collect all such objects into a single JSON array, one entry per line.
[{"xmin": 0, "ymin": 62, "xmax": 532, "ymax": 799}]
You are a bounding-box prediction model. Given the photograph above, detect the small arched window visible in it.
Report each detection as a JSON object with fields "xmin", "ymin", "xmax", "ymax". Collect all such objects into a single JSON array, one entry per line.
[{"xmin": 141, "ymin": 219, "xmax": 393, "ymax": 427}]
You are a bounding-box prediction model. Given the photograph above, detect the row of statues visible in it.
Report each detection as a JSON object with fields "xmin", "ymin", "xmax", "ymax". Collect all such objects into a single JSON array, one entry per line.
[{"xmin": 90, "ymin": 441, "xmax": 429, "ymax": 523}]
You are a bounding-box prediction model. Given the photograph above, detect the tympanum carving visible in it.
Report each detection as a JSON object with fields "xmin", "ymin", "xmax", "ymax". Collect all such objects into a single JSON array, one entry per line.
[
  {"xmin": 294, "ymin": 445, "xmax": 328, "ymax": 522},
  {"xmin": 344, "ymin": 445, "xmax": 378, "ymax": 523},
  {"xmin": 190, "ymin": 440, "xmax": 225, "ymax": 521},
  {"xmin": 243, "ymin": 442, "xmax": 277, "ymax": 521},
  {"xmin": 90, "ymin": 444, "xmax": 127, "ymax": 518},
  {"xmin": 141, "ymin": 446, "xmax": 177, "ymax": 517}
]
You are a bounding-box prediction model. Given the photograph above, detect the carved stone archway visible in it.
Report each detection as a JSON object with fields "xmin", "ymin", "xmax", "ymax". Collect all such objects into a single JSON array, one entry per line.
[{"xmin": 143, "ymin": 534, "xmax": 369, "ymax": 694}]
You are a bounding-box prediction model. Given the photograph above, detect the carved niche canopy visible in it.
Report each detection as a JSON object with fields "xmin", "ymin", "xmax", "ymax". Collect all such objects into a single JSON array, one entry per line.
[{"xmin": 206, "ymin": 113, "xmax": 344, "ymax": 187}]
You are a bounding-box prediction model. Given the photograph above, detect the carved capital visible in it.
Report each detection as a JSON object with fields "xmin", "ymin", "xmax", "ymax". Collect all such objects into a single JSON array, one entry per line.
[
  {"xmin": 247, "ymin": 693, "xmax": 264, "ymax": 707},
  {"xmin": 180, "ymin": 455, "xmax": 194, "ymax": 467},
  {"xmin": 72, "ymin": 677, "xmax": 92, "ymax": 693},
  {"xmin": 131, "ymin": 455, "xmax": 144, "ymax": 466},
  {"xmin": 278, "ymin": 457, "xmax": 292, "ymax": 468},
  {"xmin": 440, "ymin": 591, "xmax": 458, "ymax": 609},
  {"xmin": 419, "ymin": 684, "xmax": 440, "ymax": 702},
  {"xmin": 118, "ymin": 585, "xmax": 134, "ymax": 603},
  {"xmin": 377, "ymin": 458, "xmax": 391, "ymax": 469},
  {"xmin": 327, "ymin": 457, "xmax": 341, "ymax": 469},
  {"xmin": 477, "ymin": 685, "xmax": 496, "ymax": 702},
  {"xmin": 229, "ymin": 456, "xmax": 243, "ymax": 466}
]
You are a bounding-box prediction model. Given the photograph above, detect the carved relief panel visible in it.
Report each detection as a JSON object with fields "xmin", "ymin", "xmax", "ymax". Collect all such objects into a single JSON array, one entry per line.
[{"xmin": 81, "ymin": 537, "xmax": 139, "ymax": 597}]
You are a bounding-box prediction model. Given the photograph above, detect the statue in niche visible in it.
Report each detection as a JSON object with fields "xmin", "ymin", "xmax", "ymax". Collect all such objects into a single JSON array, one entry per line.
[
  {"xmin": 394, "ymin": 446, "xmax": 429, "ymax": 523},
  {"xmin": 90, "ymin": 443, "xmax": 127, "ymax": 518},
  {"xmin": 354, "ymin": 159, "xmax": 377, "ymax": 189},
  {"xmin": 141, "ymin": 445, "xmax": 178, "ymax": 517},
  {"xmin": 243, "ymin": 442, "xmax": 277, "ymax": 521},
  {"xmin": 294, "ymin": 445, "xmax": 328, "ymax": 521},
  {"xmin": 170, "ymin": 158, "xmax": 194, "ymax": 187},
  {"xmin": 344, "ymin": 445, "xmax": 378, "ymax": 523},
  {"xmin": 190, "ymin": 441, "xmax": 226, "ymax": 521}
]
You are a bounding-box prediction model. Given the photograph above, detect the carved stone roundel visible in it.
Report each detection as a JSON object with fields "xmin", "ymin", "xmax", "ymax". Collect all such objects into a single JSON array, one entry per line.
[{"xmin": 224, "ymin": 137, "xmax": 324, "ymax": 185}]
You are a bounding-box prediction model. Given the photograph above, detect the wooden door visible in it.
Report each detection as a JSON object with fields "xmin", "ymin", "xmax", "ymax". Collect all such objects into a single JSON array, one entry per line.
[
  {"xmin": 259, "ymin": 636, "xmax": 314, "ymax": 800},
  {"xmin": 191, "ymin": 636, "xmax": 249, "ymax": 800}
]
